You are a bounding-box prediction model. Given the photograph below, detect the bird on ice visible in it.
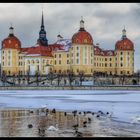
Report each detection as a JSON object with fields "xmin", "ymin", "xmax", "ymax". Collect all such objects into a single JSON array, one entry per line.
[
  {"xmin": 47, "ymin": 124, "xmax": 59, "ymax": 131},
  {"xmin": 130, "ymin": 116, "xmax": 140, "ymax": 124}
]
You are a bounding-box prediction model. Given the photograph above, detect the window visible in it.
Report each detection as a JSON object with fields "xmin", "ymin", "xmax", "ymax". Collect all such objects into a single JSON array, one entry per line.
[
  {"xmin": 120, "ymin": 52, "xmax": 123, "ymax": 55},
  {"xmin": 76, "ymin": 53, "xmax": 79, "ymax": 57},
  {"xmin": 105, "ymin": 58, "xmax": 107, "ymax": 61},
  {"xmin": 54, "ymin": 60, "xmax": 56, "ymax": 65},
  {"xmin": 91, "ymin": 59, "xmax": 93, "ymax": 64},
  {"xmin": 127, "ymin": 71, "xmax": 130, "ymax": 74},
  {"xmin": 94, "ymin": 63, "xmax": 96, "ymax": 66},
  {"xmin": 128, "ymin": 52, "xmax": 129, "ymax": 55},
  {"xmin": 67, "ymin": 54, "xmax": 69, "ymax": 58},
  {"xmin": 110, "ymin": 63, "xmax": 112, "ymax": 67},
  {"xmin": 77, "ymin": 69, "xmax": 79, "ymax": 73},
  {"xmin": 91, "ymin": 53, "xmax": 93, "ymax": 57},
  {"xmin": 67, "ymin": 60, "xmax": 69, "ymax": 64},
  {"xmin": 59, "ymin": 60, "xmax": 61, "ymax": 64},
  {"xmin": 77, "ymin": 46, "xmax": 79, "ymax": 50},
  {"xmin": 120, "ymin": 71, "xmax": 123, "ymax": 74},
  {"xmin": 84, "ymin": 39, "xmax": 87, "ymax": 43},
  {"xmin": 105, "ymin": 63, "xmax": 107, "ymax": 67},
  {"xmin": 3, "ymin": 56, "xmax": 4, "ymax": 60},
  {"xmin": 121, "ymin": 63, "xmax": 123, "ymax": 67},
  {"xmin": 120, "ymin": 57, "xmax": 123, "ymax": 61},
  {"xmin": 8, "ymin": 50, "xmax": 11, "ymax": 54},
  {"xmin": 59, "ymin": 54, "xmax": 61, "ymax": 58},
  {"xmin": 76, "ymin": 59, "xmax": 79, "ymax": 64},
  {"xmin": 8, "ymin": 62, "xmax": 10, "ymax": 66},
  {"xmin": 110, "ymin": 58, "xmax": 112, "ymax": 61}
]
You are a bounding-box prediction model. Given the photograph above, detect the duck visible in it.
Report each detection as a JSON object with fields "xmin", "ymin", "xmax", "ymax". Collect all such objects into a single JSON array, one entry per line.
[
  {"xmin": 28, "ymin": 124, "xmax": 33, "ymax": 128},
  {"xmin": 47, "ymin": 124, "xmax": 59, "ymax": 131}
]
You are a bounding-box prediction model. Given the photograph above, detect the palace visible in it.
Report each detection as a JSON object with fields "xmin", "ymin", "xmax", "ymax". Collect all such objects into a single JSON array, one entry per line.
[{"xmin": 1, "ymin": 12, "xmax": 134, "ymax": 76}]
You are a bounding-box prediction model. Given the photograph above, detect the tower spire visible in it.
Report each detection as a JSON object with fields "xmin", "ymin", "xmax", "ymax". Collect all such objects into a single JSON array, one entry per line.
[
  {"xmin": 122, "ymin": 26, "xmax": 127, "ymax": 39},
  {"xmin": 37, "ymin": 10, "xmax": 48, "ymax": 46},
  {"xmin": 41, "ymin": 10, "xmax": 44, "ymax": 27},
  {"xmin": 79, "ymin": 16, "xmax": 85, "ymax": 31}
]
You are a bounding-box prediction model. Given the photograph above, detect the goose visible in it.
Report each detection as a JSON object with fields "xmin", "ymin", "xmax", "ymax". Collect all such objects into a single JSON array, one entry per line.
[{"xmin": 47, "ymin": 124, "xmax": 59, "ymax": 131}]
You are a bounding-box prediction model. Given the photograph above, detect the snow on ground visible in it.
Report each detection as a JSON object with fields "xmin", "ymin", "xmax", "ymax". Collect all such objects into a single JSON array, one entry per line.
[{"xmin": 0, "ymin": 90, "xmax": 140, "ymax": 125}]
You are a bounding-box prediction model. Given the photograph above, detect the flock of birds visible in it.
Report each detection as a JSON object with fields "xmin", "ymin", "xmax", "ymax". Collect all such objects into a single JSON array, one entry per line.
[{"xmin": 27, "ymin": 107, "xmax": 114, "ymax": 137}]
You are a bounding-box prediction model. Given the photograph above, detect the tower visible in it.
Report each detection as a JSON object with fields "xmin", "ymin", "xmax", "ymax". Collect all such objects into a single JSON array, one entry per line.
[
  {"xmin": 115, "ymin": 27, "xmax": 134, "ymax": 75},
  {"xmin": 37, "ymin": 11, "xmax": 48, "ymax": 46}
]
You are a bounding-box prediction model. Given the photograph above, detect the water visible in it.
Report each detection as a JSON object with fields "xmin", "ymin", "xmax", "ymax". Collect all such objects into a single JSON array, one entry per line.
[{"xmin": 0, "ymin": 90, "xmax": 140, "ymax": 124}]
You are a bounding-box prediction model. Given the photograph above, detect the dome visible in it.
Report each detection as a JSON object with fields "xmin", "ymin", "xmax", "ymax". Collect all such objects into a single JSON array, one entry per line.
[
  {"xmin": 72, "ymin": 18, "xmax": 93, "ymax": 45},
  {"xmin": 72, "ymin": 30, "xmax": 93, "ymax": 45},
  {"xmin": 115, "ymin": 28, "xmax": 134, "ymax": 51},
  {"xmin": 2, "ymin": 26, "xmax": 21, "ymax": 50},
  {"xmin": 115, "ymin": 38, "xmax": 134, "ymax": 51},
  {"xmin": 2, "ymin": 36, "xmax": 21, "ymax": 50}
]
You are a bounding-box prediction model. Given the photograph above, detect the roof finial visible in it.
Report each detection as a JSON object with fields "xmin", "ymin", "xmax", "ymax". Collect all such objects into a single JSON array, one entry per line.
[
  {"xmin": 79, "ymin": 16, "xmax": 85, "ymax": 31},
  {"xmin": 122, "ymin": 26, "xmax": 127, "ymax": 39},
  {"xmin": 9, "ymin": 22, "xmax": 14, "ymax": 36}
]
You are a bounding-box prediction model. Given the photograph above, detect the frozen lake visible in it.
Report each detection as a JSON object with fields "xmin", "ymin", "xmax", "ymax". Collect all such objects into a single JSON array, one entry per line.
[{"xmin": 0, "ymin": 90, "xmax": 140, "ymax": 125}]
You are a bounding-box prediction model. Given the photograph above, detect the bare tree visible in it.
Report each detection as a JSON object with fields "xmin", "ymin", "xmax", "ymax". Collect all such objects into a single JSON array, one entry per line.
[
  {"xmin": 35, "ymin": 71, "xmax": 39, "ymax": 86},
  {"xmin": 136, "ymin": 70, "xmax": 140, "ymax": 85},
  {"xmin": 48, "ymin": 70, "xmax": 54, "ymax": 85},
  {"xmin": 18, "ymin": 72, "xmax": 21, "ymax": 86},
  {"xmin": 1, "ymin": 71, "xmax": 7, "ymax": 86},
  {"xmin": 57, "ymin": 73, "xmax": 62, "ymax": 86},
  {"xmin": 27, "ymin": 70, "xmax": 30, "ymax": 85},
  {"xmin": 68, "ymin": 71, "xmax": 75, "ymax": 86},
  {"xmin": 119, "ymin": 73, "xmax": 126, "ymax": 85},
  {"xmin": 79, "ymin": 71, "xmax": 85, "ymax": 86}
]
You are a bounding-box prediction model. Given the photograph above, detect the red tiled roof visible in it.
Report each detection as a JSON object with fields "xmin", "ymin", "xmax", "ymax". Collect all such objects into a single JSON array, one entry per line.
[
  {"xmin": 94, "ymin": 46, "xmax": 115, "ymax": 56},
  {"xmin": 20, "ymin": 44, "xmax": 64, "ymax": 57},
  {"xmin": 115, "ymin": 38, "xmax": 134, "ymax": 51},
  {"xmin": 72, "ymin": 30, "xmax": 93, "ymax": 45},
  {"xmin": 2, "ymin": 36, "xmax": 21, "ymax": 50}
]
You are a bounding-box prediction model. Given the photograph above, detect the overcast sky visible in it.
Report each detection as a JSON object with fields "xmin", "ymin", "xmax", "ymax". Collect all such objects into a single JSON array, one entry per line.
[{"xmin": 0, "ymin": 3, "xmax": 140, "ymax": 72}]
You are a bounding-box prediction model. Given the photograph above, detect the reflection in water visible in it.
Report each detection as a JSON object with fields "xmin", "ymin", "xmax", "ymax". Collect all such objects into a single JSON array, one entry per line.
[
  {"xmin": 0, "ymin": 109, "xmax": 92, "ymax": 137},
  {"xmin": 1, "ymin": 109, "xmax": 140, "ymax": 137}
]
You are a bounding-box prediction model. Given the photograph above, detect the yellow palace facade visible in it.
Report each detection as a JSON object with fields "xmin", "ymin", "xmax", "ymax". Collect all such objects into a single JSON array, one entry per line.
[{"xmin": 1, "ymin": 13, "xmax": 134, "ymax": 76}]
